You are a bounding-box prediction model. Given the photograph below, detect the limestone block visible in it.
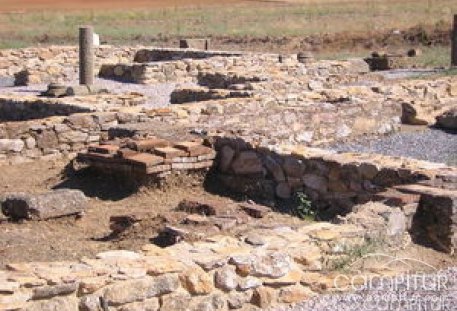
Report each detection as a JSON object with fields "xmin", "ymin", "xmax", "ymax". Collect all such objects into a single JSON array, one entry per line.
[{"xmin": 1, "ymin": 189, "xmax": 87, "ymax": 220}]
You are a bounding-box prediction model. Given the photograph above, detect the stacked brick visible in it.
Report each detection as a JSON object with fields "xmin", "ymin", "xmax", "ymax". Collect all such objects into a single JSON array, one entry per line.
[{"xmin": 78, "ymin": 138, "xmax": 216, "ymax": 177}]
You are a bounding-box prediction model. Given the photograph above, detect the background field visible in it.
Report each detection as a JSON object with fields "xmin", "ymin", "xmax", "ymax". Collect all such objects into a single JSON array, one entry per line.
[{"xmin": 0, "ymin": 0, "xmax": 456, "ymax": 67}]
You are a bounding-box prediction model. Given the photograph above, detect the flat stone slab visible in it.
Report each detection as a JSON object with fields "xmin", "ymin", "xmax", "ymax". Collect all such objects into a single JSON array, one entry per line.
[
  {"xmin": 1, "ymin": 189, "xmax": 88, "ymax": 220},
  {"xmin": 0, "ymin": 76, "xmax": 15, "ymax": 88}
]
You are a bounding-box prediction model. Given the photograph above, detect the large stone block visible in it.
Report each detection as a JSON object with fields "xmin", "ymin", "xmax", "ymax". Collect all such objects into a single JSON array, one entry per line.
[
  {"xmin": 436, "ymin": 108, "xmax": 457, "ymax": 131},
  {"xmin": 0, "ymin": 139, "xmax": 24, "ymax": 153},
  {"xmin": 103, "ymin": 274, "xmax": 179, "ymax": 306},
  {"xmin": 402, "ymin": 185, "xmax": 457, "ymax": 254},
  {"xmin": 231, "ymin": 151, "xmax": 263, "ymax": 175},
  {"xmin": 22, "ymin": 296, "xmax": 79, "ymax": 311},
  {"xmin": 1, "ymin": 189, "xmax": 87, "ymax": 220}
]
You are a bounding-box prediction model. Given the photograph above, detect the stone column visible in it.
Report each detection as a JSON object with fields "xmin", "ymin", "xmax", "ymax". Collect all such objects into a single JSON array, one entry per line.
[
  {"xmin": 79, "ymin": 26, "xmax": 94, "ymax": 85},
  {"xmin": 452, "ymin": 15, "xmax": 457, "ymax": 67}
]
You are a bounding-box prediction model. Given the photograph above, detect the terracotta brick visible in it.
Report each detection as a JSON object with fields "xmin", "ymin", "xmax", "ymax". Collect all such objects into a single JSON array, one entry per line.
[
  {"xmin": 129, "ymin": 138, "xmax": 170, "ymax": 151},
  {"xmin": 172, "ymin": 157, "xmax": 198, "ymax": 163},
  {"xmin": 153, "ymin": 147, "xmax": 187, "ymax": 159},
  {"xmin": 117, "ymin": 148, "xmax": 138, "ymax": 158},
  {"xmin": 146, "ymin": 164, "xmax": 172, "ymax": 174},
  {"xmin": 78, "ymin": 152, "xmax": 116, "ymax": 162},
  {"xmin": 124, "ymin": 153, "xmax": 164, "ymax": 168},
  {"xmin": 193, "ymin": 160, "xmax": 214, "ymax": 169},
  {"xmin": 172, "ymin": 162, "xmax": 196, "ymax": 170},
  {"xmin": 197, "ymin": 152, "xmax": 217, "ymax": 161},
  {"xmin": 88, "ymin": 144, "xmax": 119, "ymax": 155},
  {"xmin": 174, "ymin": 141, "xmax": 214, "ymax": 156}
]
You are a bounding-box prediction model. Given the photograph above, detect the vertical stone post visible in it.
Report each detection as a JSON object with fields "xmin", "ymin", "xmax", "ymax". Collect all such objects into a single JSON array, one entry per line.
[
  {"xmin": 79, "ymin": 26, "xmax": 94, "ymax": 85},
  {"xmin": 452, "ymin": 15, "xmax": 457, "ymax": 67}
]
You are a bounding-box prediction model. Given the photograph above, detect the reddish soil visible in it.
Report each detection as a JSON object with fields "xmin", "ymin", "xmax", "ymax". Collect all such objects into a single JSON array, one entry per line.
[{"xmin": 0, "ymin": 0, "xmax": 251, "ymax": 12}]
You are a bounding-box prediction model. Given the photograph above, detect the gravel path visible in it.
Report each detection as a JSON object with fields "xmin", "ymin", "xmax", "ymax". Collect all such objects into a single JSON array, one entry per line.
[
  {"xmin": 0, "ymin": 78, "xmax": 183, "ymax": 108},
  {"xmin": 273, "ymin": 268, "xmax": 457, "ymax": 311},
  {"xmin": 329, "ymin": 128, "xmax": 457, "ymax": 166}
]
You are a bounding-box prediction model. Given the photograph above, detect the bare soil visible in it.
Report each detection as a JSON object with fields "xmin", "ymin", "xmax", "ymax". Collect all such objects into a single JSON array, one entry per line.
[{"xmin": 0, "ymin": 160, "xmax": 304, "ymax": 268}]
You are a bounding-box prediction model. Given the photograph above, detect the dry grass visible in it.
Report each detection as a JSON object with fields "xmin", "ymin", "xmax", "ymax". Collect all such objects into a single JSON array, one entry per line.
[{"xmin": 0, "ymin": 0, "xmax": 455, "ymax": 49}]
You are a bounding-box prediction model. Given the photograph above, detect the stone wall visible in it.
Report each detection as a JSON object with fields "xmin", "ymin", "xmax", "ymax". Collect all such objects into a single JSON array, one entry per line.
[
  {"xmin": 133, "ymin": 48, "xmax": 248, "ymax": 62},
  {"xmin": 213, "ymin": 139, "xmax": 457, "ymax": 218},
  {"xmin": 0, "ymin": 112, "xmax": 144, "ymax": 164},
  {"xmin": 0, "ymin": 94, "xmax": 145, "ymax": 122},
  {"xmin": 98, "ymin": 54, "xmax": 368, "ymax": 85},
  {"xmin": 0, "ymin": 45, "xmax": 142, "ymax": 85},
  {"xmin": 0, "ymin": 221, "xmax": 377, "ymax": 311}
]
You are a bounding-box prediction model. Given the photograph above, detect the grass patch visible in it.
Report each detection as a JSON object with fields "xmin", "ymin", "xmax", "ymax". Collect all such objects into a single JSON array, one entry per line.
[
  {"xmin": 330, "ymin": 238, "xmax": 382, "ymax": 272},
  {"xmin": 0, "ymin": 0, "xmax": 456, "ymax": 48}
]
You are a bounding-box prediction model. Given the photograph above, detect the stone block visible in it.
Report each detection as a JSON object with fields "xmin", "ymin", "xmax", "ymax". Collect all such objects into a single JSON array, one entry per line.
[
  {"xmin": 219, "ymin": 145, "xmax": 235, "ymax": 172},
  {"xmin": 129, "ymin": 138, "xmax": 170, "ymax": 152},
  {"xmin": 179, "ymin": 268, "xmax": 214, "ymax": 295},
  {"xmin": 436, "ymin": 108, "xmax": 457, "ymax": 130},
  {"xmin": 153, "ymin": 147, "xmax": 187, "ymax": 160},
  {"xmin": 146, "ymin": 164, "xmax": 172, "ymax": 175},
  {"xmin": 88, "ymin": 144, "xmax": 119, "ymax": 155},
  {"xmin": 1, "ymin": 189, "xmax": 87, "ymax": 220},
  {"xmin": 22, "ymin": 296, "xmax": 79, "ymax": 311},
  {"xmin": 239, "ymin": 202, "xmax": 271, "ymax": 218},
  {"xmin": 124, "ymin": 153, "xmax": 164, "ymax": 168},
  {"xmin": 179, "ymin": 39, "xmax": 210, "ymax": 50},
  {"xmin": 0, "ymin": 139, "xmax": 24, "ymax": 153},
  {"xmin": 251, "ymin": 287, "xmax": 277, "ymax": 309},
  {"xmin": 231, "ymin": 151, "xmax": 263, "ymax": 175},
  {"xmin": 102, "ymin": 274, "xmax": 179, "ymax": 306},
  {"xmin": 174, "ymin": 141, "xmax": 213, "ymax": 156},
  {"xmin": 399, "ymin": 184, "xmax": 457, "ymax": 253},
  {"xmin": 265, "ymin": 156, "xmax": 286, "ymax": 182}
]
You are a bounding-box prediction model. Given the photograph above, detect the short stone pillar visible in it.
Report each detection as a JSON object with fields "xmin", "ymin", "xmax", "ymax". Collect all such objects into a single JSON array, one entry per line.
[
  {"xmin": 79, "ymin": 26, "xmax": 94, "ymax": 86},
  {"xmin": 452, "ymin": 14, "xmax": 457, "ymax": 67}
]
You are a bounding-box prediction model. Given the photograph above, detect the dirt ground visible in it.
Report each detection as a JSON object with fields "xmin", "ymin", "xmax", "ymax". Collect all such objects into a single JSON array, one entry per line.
[
  {"xmin": 0, "ymin": 159, "xmax": 454, "ymax": 272},
  {"xmin": 0, "ymin": 159, "xmax": 305, "ymax": 268}
]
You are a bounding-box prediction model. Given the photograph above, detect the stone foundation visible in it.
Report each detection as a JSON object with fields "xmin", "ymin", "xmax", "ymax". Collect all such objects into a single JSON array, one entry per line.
[
  {"xmin": 0, "ymin": 46, "xmax": 141, "ymax": 86},
  {"xmin": 0, "ymin": 221, "xmax": 377, "ymax": 311}
]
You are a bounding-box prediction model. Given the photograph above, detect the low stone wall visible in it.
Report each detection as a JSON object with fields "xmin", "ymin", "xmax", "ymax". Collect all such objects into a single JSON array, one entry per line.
[
  {"xmin": 133, "ymin": 48, "xmax": 248, "ymax": 62},
  {"xmin": 0, "ymin": 94, "xmax": 145, "ymax": 122},
  {"xmin": 0, "ymin": 97, "xmax": 92, "ymax": 122},
  {"xmin": 213, "ymin": 140, "xmax": 457, "ymax": 218},
  {"xmin": 0, "ymin": 221, "xmax": 377, "ymax": 311},
  {"xmin": 98, "ymin": 55, "xmax": 368, "ymax": 86},
  {"xmin": 0, "ymin": 112, "xmax": 145, "ymax": 164},
  {"xmin": 0, "ymin": 45, "xmax": 143, "ymax": 85},
  {"xmin": 170, "ymin": 87, "xmax": 252, "ymax": 104}
]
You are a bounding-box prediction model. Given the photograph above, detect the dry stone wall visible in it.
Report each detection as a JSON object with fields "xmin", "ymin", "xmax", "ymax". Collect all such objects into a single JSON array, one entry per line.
[
  {"xmin": 0, "ymin": 221, "xmax": 381, "ymax": 311},
  {"xmin": 0, "ymin": 46, "xmax": 142, "ymax": 85},
  {"xmin": 213, "ymin": 139, "xmax": 457, "ymax": 218},
  {"xmin": 0, "ymin": 112, "xmax": 146, "ymax": 164}
]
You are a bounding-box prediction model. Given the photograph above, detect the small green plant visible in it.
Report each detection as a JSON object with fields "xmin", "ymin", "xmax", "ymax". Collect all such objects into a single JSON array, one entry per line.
[
  {"xmin": 330, "ymin": 239, "xmax": 381, "ymax": 271},
  {"xmin": 294, "ymin": 192, "xmax": 315, "ymax": 220}
]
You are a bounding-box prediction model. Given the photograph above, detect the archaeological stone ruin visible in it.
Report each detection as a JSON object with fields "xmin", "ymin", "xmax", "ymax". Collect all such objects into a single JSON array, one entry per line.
[{"xmin": 0, "ymin": 24, "xmax": 456, "ymax": 311}]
